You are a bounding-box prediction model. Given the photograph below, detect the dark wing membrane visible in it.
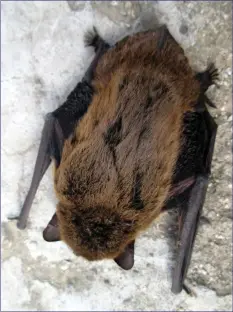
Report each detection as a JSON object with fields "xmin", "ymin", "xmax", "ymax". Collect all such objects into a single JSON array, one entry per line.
[
  {"xmin": 51, "ymin": 81, "xmax": 94, "ymax": 166},
  {"xmin": 16, "ymin": 80, "xmax": 93, "ymax": 230},
  {"xmin": 16, "ymin": 113, "xmax": 55, "ymax": 229},
  {"xmin": 168, "ymin": 109, "xmax": 217, "ymax": 294}
]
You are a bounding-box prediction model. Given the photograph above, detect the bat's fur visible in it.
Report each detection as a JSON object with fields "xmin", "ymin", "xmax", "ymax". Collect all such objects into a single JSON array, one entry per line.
[{"xmin": 53, "ymin": 27, "xmax": 214, "ymax": 261}]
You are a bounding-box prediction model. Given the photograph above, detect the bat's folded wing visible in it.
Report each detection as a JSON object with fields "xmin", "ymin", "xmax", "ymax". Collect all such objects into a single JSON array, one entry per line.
[
  {"xmin": 17, "ymin": 113, "xmax": 58, "ymax": 229},
  {"xmin": 171, "ymin": 109, "xmax": 218, "ymax": 294}
]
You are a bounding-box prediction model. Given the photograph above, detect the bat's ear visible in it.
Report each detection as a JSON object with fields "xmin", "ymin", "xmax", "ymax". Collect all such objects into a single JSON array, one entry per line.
[
  {"xmin": 43, "ymin": 213, "xmax": 61, "ymax": 242},
  {"xmin": 114, "ymin": 240, "xmax": 135, "ymax": 270}
]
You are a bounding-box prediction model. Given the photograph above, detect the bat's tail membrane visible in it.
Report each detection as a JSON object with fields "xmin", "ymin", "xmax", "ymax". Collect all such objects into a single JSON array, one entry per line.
[{"xmin": 16, "ymin": 114, "xmax": 55, "ymax": 229}]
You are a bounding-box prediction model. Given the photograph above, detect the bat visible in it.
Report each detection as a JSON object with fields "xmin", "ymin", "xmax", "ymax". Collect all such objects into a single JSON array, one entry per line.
[{"xmin": 14, "ymin": 25, "xmax": 218, "ymax": 294}]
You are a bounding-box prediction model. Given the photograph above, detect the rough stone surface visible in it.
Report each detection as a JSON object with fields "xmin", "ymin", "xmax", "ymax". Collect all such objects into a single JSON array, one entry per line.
[
  {"xmin": 91, "ymin": 1, "xmax": 142, "ymax": 27},
  {"xmin": 67, "ymin": 1, "xmax": 86, "ymax": 12},
  {"xmin": 2, "ymin": 1, "xmax": 232, "ymax": 311}
]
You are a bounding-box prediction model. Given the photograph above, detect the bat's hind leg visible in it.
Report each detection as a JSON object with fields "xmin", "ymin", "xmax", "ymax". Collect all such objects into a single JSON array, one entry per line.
[
  {"xmin": 195, "ymin": 64, "xmax": 219, "ymax": 111},
  {"xmin": 84, "ymin": 26, "xmax": 110, "ymax": 52},
  {"xmin": 83, "ymin": 27, "xmax": 110, "ymax": 83}
]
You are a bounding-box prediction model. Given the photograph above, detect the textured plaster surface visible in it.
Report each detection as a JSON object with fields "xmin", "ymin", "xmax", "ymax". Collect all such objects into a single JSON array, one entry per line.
[{"xmin": 1, "ymin": 1, "xmax": 232, "ymax": 311}]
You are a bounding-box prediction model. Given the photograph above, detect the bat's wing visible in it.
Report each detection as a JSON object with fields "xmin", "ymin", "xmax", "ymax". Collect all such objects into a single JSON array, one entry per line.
[
  {"xmin": 15, "ymin": 31, "xmax": 110, "ymax": 231},
  {"xmin": 171, "ymin": 108, "xmax": 218, "ymax": 294},
  {"xmin": 16, "ymin": 114, "xmax": 62, "ymax": 229},
  {"xmin": 16, "ymin": 81, "xmax": 94, "ymax": 231}
]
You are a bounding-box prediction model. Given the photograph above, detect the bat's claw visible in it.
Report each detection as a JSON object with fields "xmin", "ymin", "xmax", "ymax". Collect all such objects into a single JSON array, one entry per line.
[
  {"xmin": 84, "ymin": 26, "xmax": 109, "ymax": 53},
  {"xmin": 7, "ymin": 215, "xmax": 19, "ymax": 221},
  {"xmin": 195, "ymin": 94, "xmax": 217, "ymax": 112},
  {"xmin": 196, "ymin": 63, "xmax": 219, "ymax": 93},
  {"xmin": 204, "ymin": 95, "xmax": 217, "ymax": 109},
  {"xmin": 183, "ymin": 283, "xmax": 196, "ymax": 297},
  {"xmin": 206, "ymin": 63, "xmax": 219, "ymax": 83}
]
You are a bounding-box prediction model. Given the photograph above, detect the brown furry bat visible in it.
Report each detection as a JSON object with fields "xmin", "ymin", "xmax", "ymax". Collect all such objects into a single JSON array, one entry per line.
[
  {"xmin": 16, "ymin": 26, "xmax": 218, "ymax": 294},
  {"xmin": 55, "ymin": 29, "xmax": 200, "ymax": 259}
]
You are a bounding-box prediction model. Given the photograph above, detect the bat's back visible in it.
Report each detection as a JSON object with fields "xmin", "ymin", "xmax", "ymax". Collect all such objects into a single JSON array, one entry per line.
[{"xmin": 54, "ymin": 27, "xmax": 201, "ymax": 260}]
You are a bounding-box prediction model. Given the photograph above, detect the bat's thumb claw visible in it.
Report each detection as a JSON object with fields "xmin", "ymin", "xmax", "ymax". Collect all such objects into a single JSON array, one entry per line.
[{"xmin": 7, "ymin": 215, "xmax": 19, "ymax": 221}]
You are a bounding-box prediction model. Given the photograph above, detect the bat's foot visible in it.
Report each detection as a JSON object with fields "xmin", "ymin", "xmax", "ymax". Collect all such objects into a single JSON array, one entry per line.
[
  {"xmin": 84, "ymin": 26, "xmax": 109, "ymax": 53},
  {"xmin": 194, "ymin": 64, "xmax": 219, "ymax": 112},
  {"xmin": 205, "ymin": 63, "xmax": 219, "ymax": 85},
  {"xmin": 196, "ymin": 63, "xmax": 219, "ymax": 93},
  {"xmin": 82, "ymin": 28, "xmax": 110, "ymax": 84}
]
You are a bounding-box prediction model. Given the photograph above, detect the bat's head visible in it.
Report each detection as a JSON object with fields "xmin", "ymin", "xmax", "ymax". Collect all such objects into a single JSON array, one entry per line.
[
  {"xmin": 55, "ymin": 202, "xmax": 137, "ymax": 261},
  {"xmin": 49, "ymin": 132, "xmax": 139, "ymax": 262}
]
